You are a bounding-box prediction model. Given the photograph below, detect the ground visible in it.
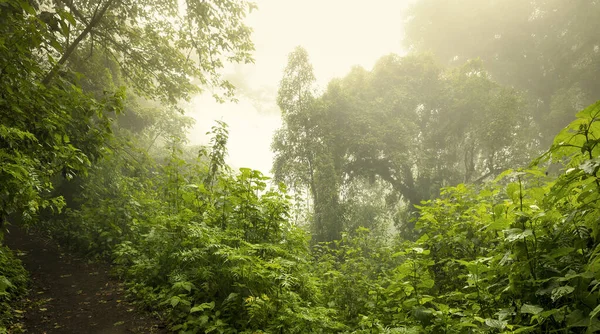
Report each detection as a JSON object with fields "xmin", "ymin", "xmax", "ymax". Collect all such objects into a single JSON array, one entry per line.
[{"xmin": 4, "ymin": 227, "xmax": 168, "ymax": 334}]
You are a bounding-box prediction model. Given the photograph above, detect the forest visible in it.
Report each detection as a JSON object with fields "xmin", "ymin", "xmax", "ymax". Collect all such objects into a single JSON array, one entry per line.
[{"xmin": 1, "ymin": 0, "xmax": 600, "ymax": 333}]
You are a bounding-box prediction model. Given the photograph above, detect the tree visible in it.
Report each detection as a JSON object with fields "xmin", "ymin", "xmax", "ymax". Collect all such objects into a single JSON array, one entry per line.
[
  {"xmin": 273, "ymin": 53, "xmax": 534, "ymax": 236},
  {"xmin": 404, "ymin": 0, "xmax": 600, "ymax": 142},
  {"xmin": 272, "ymin": 46, "xmax": 318, "ymax": 197},
  {"xmin": 0, "ymin": 0, "xmax": 255, "ymax": 228},
  {"xmin": 272, "ymin": 47, "xmax": 343, "ymax": 242},
  {"xmin": 0, "ymin": 1, "xmax": 119, "ymax": 227},
  {"xmin": 39, "ymin": 0, "xmax": 255, "ymax": 103}
]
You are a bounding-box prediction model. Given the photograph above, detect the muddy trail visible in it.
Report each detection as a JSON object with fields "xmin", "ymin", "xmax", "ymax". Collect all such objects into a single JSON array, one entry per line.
[{"xmin": 4, "ymin": 227, "xmax": 168, "ymax": 334}]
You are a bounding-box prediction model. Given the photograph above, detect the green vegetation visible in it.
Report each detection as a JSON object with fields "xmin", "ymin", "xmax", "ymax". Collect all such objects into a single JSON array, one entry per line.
[
  {"xmin": 0, "ymin": 245, "xmax": 27, "ymax": 332},
  {"xmin": 404, "ymin": 0, "xmax": 600, "ymax": 142},
  {"xmin": 273, "ymin": 50, "xmax": 536, "ymax": 241},
  {"xmin": 1, "ymin": 0, "xmax": 600, "ymax": 333}
]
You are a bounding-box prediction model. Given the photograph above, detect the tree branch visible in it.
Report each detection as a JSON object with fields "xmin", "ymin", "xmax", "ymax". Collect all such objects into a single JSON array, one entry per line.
[{"xmin": 42, "ymin": 0, "xmax": 115, "ymax": 85}]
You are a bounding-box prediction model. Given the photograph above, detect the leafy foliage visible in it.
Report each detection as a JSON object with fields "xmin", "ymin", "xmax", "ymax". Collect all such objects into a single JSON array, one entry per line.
[
  {"xmin": 272, "ymin": 46, "xmax": 344, "ymax": 242},
  {"xmin": 404, "ymin": 0, "xmax": 600, "ymax": 141},
  {"xmin": 0, "ymin": 0, "xmax": 253, "ymax": 329},
  {"xmin": 273, "ymin": 50, "xmax": 536, "ymax": 240},
  {"xmin": 50, "ymin": 123, "xmax": 343, "ymax": 332},
  {"xmin": 3, "ymin": 1, "xmax": 600, "ymax": 333},
  {"xmin": 44, "ymin": 100, "xmax": 599, "ymax": 333},
  {"xmin": 0, "ymin": 0, "xmax": 120, "ymax": 226},
  {"xmin": 1, "ymin": 0, "xmax": 256, "ymax": 228},
  {"xmin": 33, "ymin": 0, "xmax": 255, "ymax": 103},
  {"xmin": 310, "ymin": 101, "xmax": 600, "ymax": 333},
  {"xmin": 0, "ymin": 245, "xmax": 28, "ymax": 332}
]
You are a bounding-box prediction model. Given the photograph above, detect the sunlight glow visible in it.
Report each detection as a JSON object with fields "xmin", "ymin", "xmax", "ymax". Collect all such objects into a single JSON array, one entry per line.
[{"xmin": 187, "ymin": 0, "xmax": 411, "ymax": 174}]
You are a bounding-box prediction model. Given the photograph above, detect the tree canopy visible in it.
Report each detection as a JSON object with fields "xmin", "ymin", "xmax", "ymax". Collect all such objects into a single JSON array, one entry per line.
[
  {"xmin": 273, "ymin": 50, "xmax": 536, "ymax": 239},
  {"xmin": 0, "ymin": 0, "xmax": 255, "ymax": 227},
  {"xmin": 2, "ymin": 1, "xmax": 600, "ymax": 333},
  {"xmin": 404, "ymin": 0, "xmax": 600, "ymax": 141}
]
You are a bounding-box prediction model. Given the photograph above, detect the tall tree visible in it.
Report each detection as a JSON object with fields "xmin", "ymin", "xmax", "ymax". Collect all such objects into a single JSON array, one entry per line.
[
  {"xmin": 272, "ymin": 47, "xmax": 342, "ymax": 242},
  {"xmin": 272, "ymin": 46, "xmax": 318, "ymax": 196},
  {"xmin": 273, "ymin": 53, "xmax": 534, "ymax": 236},
  {"xmin": 340, "ymin": 56, "xmax": 533, "ymax": 212},
  {"xmin": 404, "ymin": 0, "xmax": 600, "ymax": 142}
]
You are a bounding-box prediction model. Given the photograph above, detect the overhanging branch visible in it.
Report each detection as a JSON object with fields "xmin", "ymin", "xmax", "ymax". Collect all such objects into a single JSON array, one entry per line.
[{"xmin": 42, "ymin": 0, "xmax": 116, "ymax": 85}]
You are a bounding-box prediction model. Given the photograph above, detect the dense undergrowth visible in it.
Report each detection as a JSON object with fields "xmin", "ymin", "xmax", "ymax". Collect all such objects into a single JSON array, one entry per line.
[
  {"xmin": 2, "ymin": 0, "xmax": 599, "ymax": 332},
  {"xmin": 0, "ymin": 245, "xmax": 27, "ymax": 333},
  {"xmin": 33, "ymin": 102, "xmax": 600, "ymax": 333}
]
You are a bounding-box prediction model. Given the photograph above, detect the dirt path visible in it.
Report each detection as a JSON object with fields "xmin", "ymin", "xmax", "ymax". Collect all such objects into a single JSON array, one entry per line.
[{"xmin": 4, "ymin": 227, "xmax": 168, "ymax": 334}]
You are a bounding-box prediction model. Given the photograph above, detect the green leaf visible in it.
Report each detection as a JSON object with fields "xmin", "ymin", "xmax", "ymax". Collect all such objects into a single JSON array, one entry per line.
[
  {"xmin": 512, "ymin": 325, "xmax": 538, "ymax": 333},
  {"xmin": 520, "ymin": 304, "xmax": 543, "ymax": 315},
  {"xmin": 169, "ymin": 296, "xmax": 180, "ymax": 307},
  {"xmin": 507, "ymin": 182, "xmax": 521, "ymax": 203},
  {"xmin": 59, "ymin": 10, "xmax": 77, "ymax": 26},
  {"xmin": 493, "ymin": 204, "xmax": 505, "ymax": 217},
  {"xmin": 50, "ymin": 39, "xmax": 63, "ymax": 52},
  {"xmin": 505, "ymin": 228, "xmax": 533, "ymax": 242},
  {"xmin": 411, "ymin": 247, "xmax": 429, "ymax": 255},
  {"xmin": 20, "ymin": 1, "xmax": 36, "ymax": 15},
  {"xmin": 576, "ymin": 100, "xmax": 600, "ymax": 119},
  {"xmin": 566, "ymin": 309, "xmax": 588, "ymax": 327},
  {"xmin": 485, "ymin": 318, "xmax": 507, "ymax": 329},
  {"xmin": 0, "ymin": 275, "xmax": 14, "ymax": 293},
  {"xmin": 172, "ymin": 281, "xmax": 194, "ymax": 292},
  {"xmin": 590, "ymin": 304, "xmax": 600, "ymax": 320},
  {"xmin": 190, "ymin": 301, "xmax": 215, "ymax": 313},
  {"xmin": 551, "ymin": 285, "xmax": 575, "ymax": 302},
  {"xmin": 488, "ymin": 217, "xmax": 510, "ymax": 230},
  {"xmin": 495, "ymin": 169, "xmax": 515, "ymax": 182},
  {"xmin": 418, "ymin": 278, "xmax": 435, "ymax": 289}
]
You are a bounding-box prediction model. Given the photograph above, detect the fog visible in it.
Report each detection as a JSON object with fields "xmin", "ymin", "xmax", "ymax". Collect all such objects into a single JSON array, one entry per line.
[
  {"xmin": 186, "ymin": 0, "xmax": 411, "ymax": 174},
  {"xmin": 5, "ymin": 1, "xmax": 600, "ymax": 331}
]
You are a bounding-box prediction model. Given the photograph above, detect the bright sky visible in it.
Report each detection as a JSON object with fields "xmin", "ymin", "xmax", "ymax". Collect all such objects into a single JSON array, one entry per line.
[{"xmin": 186, "ymin": 0, "xmax": 411, "ymax": 174}]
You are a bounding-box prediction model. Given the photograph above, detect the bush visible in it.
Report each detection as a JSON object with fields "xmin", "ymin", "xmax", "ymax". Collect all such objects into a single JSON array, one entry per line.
[{"xmin": 0, "ymin": 243, "xmax": 28, "ymax": 333}]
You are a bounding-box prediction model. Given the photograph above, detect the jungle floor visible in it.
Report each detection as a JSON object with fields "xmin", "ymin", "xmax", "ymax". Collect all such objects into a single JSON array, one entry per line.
[{"xmin": 4, "ymin": 227, "xmax": 168, "ymax": 334}]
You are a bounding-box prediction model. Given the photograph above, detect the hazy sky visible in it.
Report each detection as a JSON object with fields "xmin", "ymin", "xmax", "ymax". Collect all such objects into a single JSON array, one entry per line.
[{"xmin": 187, "ymin": 0, "xmax": 410, "ymax": 174}]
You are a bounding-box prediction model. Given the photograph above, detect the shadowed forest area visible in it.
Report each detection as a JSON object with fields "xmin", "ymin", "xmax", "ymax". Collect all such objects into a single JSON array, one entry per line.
[{"xmin": 1, "ymin": 0, "xmax": 600, "ymax": 333}]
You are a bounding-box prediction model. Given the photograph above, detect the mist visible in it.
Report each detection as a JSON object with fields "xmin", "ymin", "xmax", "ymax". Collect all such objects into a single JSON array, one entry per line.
[
  {"xmin": 3, "ymin": 0, "xmax": 600, "ymax": 332},
  {"xmin": 185, "ymin": 0, "xmax": 413, "ymax": 175}
]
